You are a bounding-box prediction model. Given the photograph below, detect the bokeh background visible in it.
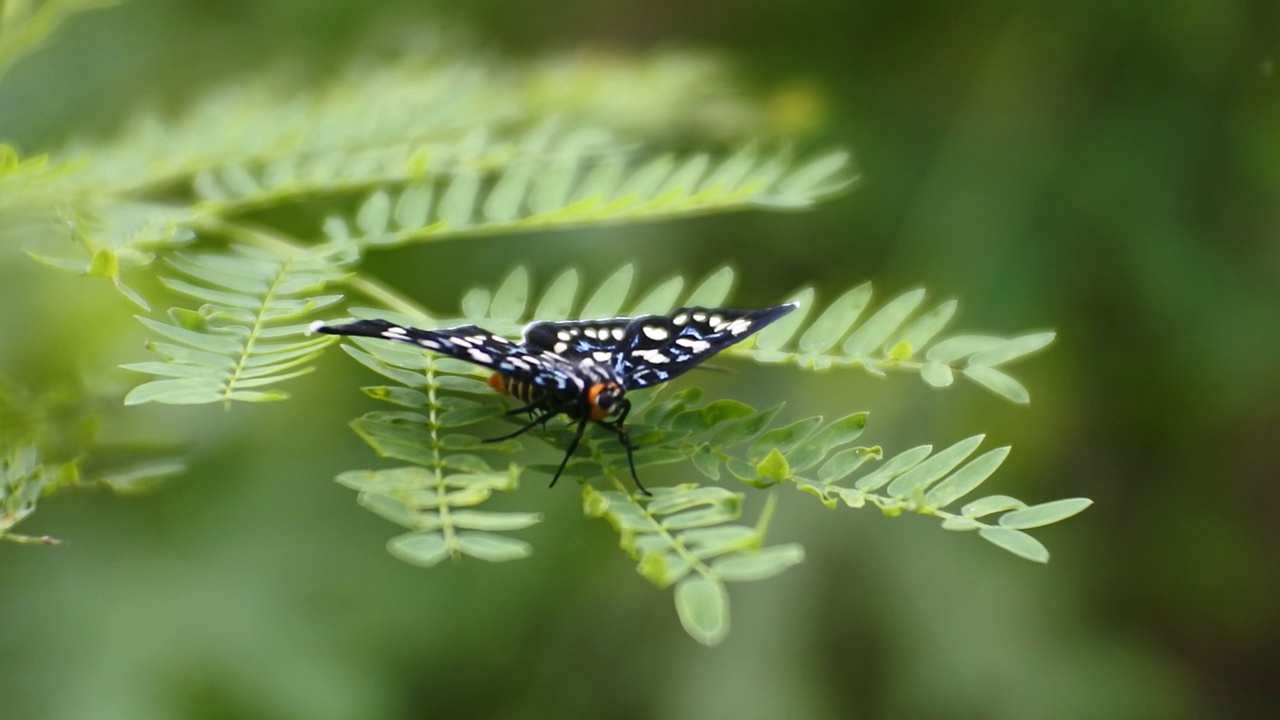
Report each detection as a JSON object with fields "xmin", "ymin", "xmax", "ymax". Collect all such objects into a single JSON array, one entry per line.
[{"xmin": 2, "ymin": 0, "xmax": 1278, "ymax": 718}]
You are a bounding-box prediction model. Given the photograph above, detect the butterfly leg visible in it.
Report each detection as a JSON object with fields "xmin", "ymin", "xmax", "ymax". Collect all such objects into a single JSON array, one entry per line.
[
  {"xmin": 504, "ymin": 398, "xmax": 548, "ymax": 416},
  {"xmin": 549, "ymin": 416, "xmax": 590, "ymax": 488},
  {"xmin": 594, "ymin": 400, "xmax": 649, "ymax": 496},
  {"xmin": 483, "ymin": 402, "xmax": 570, "ymax": 443}
]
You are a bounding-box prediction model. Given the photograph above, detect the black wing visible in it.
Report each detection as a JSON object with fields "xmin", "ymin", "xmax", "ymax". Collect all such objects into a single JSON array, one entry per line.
[
  {"xmin": 312, "ymin": 319, "xmax": 584, "ymax": 393},
  {"xmin": 520, "ymin": 318, "xmax": 632, "ymax": 363},
  {"xmin": 618, "ymin": 303, "xmax": 798, "ymax": 389}
]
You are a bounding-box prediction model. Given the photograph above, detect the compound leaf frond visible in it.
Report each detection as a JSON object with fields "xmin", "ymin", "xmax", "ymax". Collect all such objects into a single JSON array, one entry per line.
[
  {"xmin": 122, "ymin": 244, "xmax": 349, "ymax": 405},
  {"xmin": 324, "ymin": 147, "xmax": 853, "ymax": 248},
  {"xmin": 731, "ymin": 282, "xmax": 1055, "ymax": 403}
]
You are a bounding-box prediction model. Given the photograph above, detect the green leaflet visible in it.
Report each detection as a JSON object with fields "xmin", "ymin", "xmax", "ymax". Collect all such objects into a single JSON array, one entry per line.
[
  {"xmin": 319, "ymin": 148, "xmax": 853, "ymax": 249},
  {"xmin": 339, "ymin": 336, "xmax": 531, "ymax": 566},
  {"xmin": 727, "ymin": 283, "xmax": 1052, "ymax": 403},
  {"xmin": 785, "ymin": 434, "xmax": 1088, "ymax": 564},
  {"xmin": 123, "ymin": 245, "xmax": 347, "ymax": 406},
  {"xmin": 587, "ymin": 487, "xmax": 797, "ymax": 647}
]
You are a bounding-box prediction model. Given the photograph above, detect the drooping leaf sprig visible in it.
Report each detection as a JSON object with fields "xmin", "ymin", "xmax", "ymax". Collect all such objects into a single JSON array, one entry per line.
[{"xmin": 0, "ymin": 379, "xmax": 186, "ymax": 545}]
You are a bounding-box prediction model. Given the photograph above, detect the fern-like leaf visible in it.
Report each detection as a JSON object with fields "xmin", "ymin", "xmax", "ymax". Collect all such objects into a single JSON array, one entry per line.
[
  {"xmin": 122, "ymin": 244, "xmax": 347, "ymax": 405},
  {"xmin": 731, "ymin": 282, "xmax": 1055, "ymax": 403},
  {"xmin": 324, "ymin": 147, "xmax": 852, "ymax": 247},
  {"xmin": 191, "ymin": 120, "xmax": 628, "ymax": 216},
  {"xmin": 584, "ymin": 486, "xmax": 801, "ymax": 646},
  {"xmin": 784, "ymin": 434, "xmax": 1091, "ymax": 562},
  {"xmin": 334, "ymin": 322, "xmax": 535, "ymax": 565}
]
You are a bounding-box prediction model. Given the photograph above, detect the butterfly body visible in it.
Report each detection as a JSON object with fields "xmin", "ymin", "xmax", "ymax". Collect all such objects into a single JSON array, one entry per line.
[{"xmin": 314, "ymin": 302, "xmax": 797, "ymax": 495}]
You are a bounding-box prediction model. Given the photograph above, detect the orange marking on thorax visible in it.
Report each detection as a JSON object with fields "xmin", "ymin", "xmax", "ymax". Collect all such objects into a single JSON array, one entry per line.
[
  {"xmin": 587, "ymin": 383, "xmax": 609, "ymax": 420},
  {"xmin": 487, "ymin": 373, "xmax": 507, "ymax": 394}
]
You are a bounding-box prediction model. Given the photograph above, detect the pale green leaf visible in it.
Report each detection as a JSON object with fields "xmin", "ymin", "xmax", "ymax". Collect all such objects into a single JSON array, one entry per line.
[
  {"xmin": 886, "ymin": 435, "xmax": 985, "ymax": 498},
  {"xmin": 892, "ymin": 299, "xmax": 958, "ymax": 355},
  {"xmin": 438, "ymin": 171, "xmax": 480, "ymax": 227},
  {"xmin": 961, "ymin": 495, "xmax": 1028, "ymax": 518},
  {"xmin": 455, "ymin": 531, "xmax": 534, "ymax": 561},
  {"xmin": 817, "ymin": 446, "xmax": 880, "ymax": 483},
  {"xmin": 579, "ymin": 265, "xmax": 634, "ymax": 318},
  {"xmin": 998, "ymin": 498, "xmax": 1092, "ymax": 529},
  {"xmin": 489, "ymin": 266, "xmax": 529, "ymax": 321},
  {"xmin": 924, "ymin": 447, "xmax": 1011, "ymax": 509},
  {"xmin": 968, "ymin": 331, "xmax": 1056, "ymax": 367},
  {"xmin": 746, "ymin": 416, "xmax": 822, "ymax": 461},
  {"xmin": 711, "ymin": 544, "xmax": 804, "ymax": 582},
  {"xmin": 356, "ymin": 190, "xmax": 391, "ymax": 237},
  {"xmin": 534, "ymin": 269, "xmax": 579, "ymax": 319},
  {"xmin": 753, "ymin": 287, "xmax": 813, "ymax": 350},
  {"xmin": 387, "ymin": 532, "xmax": 451, "ymax": 567},
  {"xmin": 629, "ymin": 275, "xmax": 684, "ymax": 315},
  {"xmin": 798, "ymin": 283, "xmax": 871, "ymax": 353},
  {"xmin": 963, "ymin": 366, "xmax": 1030, "ymax": 404},
  {"xmin": 921, "ymin": 362, "xmax": 955, "ymax": 387},
  {"xmin": 853, "ymin": 445, "xmax": 932, "ymax": 492},
  {"xmin": 841, "ymin": 288, "xmax": 926, "ymax": 358},
  {"xmin": 674, "ymin": 576, "xmax": 730, "ymax": 646},
  {"xmin": 683, "ymin": 266, "xmax": 735, "ymax": 309},
  {"xmin": 484, "ymin": 161, "xmax": 532, "ymax": 222},
  {"xmin": 394, "ymin": 183, "xmax": 433, "ymax": 229},
  {"xmin": 924, "ymin": 335, "xmax": 1006, "ymax": 364},
  {"xmin": 979, "ymin": 527, "xmax": 1049, "ymax": 563}
]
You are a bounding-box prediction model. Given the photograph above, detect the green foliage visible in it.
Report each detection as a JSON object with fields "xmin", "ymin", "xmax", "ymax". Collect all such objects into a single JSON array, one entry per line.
[
  {"xmin": 333, "ymin": 322, "xmax": 531, "ymax": 565},
  {"xmin": 0, "ymin": 8, "xmax": 1088, "ymax": 648},
  {"xmin": 320, "ymin": 267, "xmax": 1088, "ymax": 643},
  {"xmin": 733, "ymin": 282, "xmax": 1055, "ymax": 403},
  {"xmin": 325, "ymin": 145, "xmax": 850, "ymax": 248},
  {"xmin": 121, "ymin": 243, "xmax": 349, "ymax": 405},
  {"xmin": 0, "ymin": 380, "xmax": 186, "ymax": 544}
]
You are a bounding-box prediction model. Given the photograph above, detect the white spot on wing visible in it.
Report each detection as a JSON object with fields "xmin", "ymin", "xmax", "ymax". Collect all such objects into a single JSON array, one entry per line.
[
  {"xmin": 557, "ymin": 331, "xmax": 571, "ymax": 341},
  {"xmin": 554, "ymin": 342, "xmax": 568, "ymax": 353},
  {"xmin": 632, "ymin": 348, "xmax": 671, "ymax": 364},
  {"xmin": 673, "ymin": 313, "xmax": 688, "ymax": 325},
  {"xmin": 418, "ymin": 339, "xmax": 440, "ymax": 349},
  {"xmin": 449, "ymin": 337, "xmax": 472, "ymax": 347},
  {"xmin": 676, "ymin": 337, "xmax": 711, "ymax": 353},
  {"xmin": 642, "ymin": 325, "xmax": 670, "ymax": 341},
  {"xmin": 384, "ymin": 326, "xmax": 408, "ymax": 336},
  {"xmin": 592, "ymin": 351, "xmax": 613, "ymax": 362},
  {"xmin": 728, "ymin": 318, "xmax": 753, "ymax": 335},
  {"xmin": 709, "ymin": 314, "xmax": 723, "ymax": 326},
  {"xmin": 611, "ymin": 327, "xmax": 626, "ymax": 340},
  {"xmin": 469, "ymin": 349, "xmax": 494, "ymax": 363},
  {"xmin": 692, "ymin": 312, "xmax": 707, "ymax": 322}
]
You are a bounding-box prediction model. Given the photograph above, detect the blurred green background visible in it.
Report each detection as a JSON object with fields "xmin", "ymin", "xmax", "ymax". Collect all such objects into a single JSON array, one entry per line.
[{"xmin": 2, "ymin": 0, "xmax": 1278, "ymax": 718}]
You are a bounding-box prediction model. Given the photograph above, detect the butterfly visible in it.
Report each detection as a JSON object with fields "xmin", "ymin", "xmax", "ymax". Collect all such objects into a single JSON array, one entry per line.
[{"xmin": 312, "ymin": 303, "xmax": 797, "ymax": 495}]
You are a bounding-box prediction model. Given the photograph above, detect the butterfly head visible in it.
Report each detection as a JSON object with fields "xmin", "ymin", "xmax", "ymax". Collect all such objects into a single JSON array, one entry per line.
[{"xmin": 586, "ymin": 381, "xmax": 626, "ymax": 420}]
